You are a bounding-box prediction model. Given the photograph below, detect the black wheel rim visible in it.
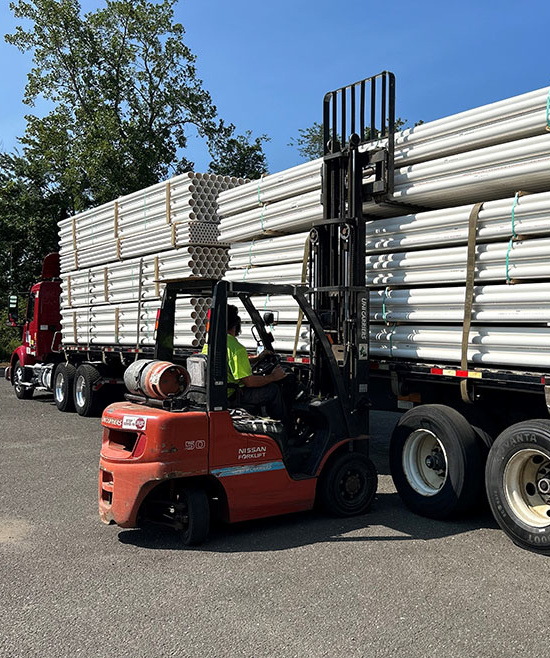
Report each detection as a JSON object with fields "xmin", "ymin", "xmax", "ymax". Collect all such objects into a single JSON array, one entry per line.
[{"xmin": 337, "ymin": 465, "xmax": 370, "ymax": 510}]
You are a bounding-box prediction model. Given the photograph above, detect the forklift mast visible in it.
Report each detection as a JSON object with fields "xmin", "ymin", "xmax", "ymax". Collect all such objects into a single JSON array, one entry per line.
[{"xmin": 310, "ymin": 72, "xmax": 396, "ymax": 429}]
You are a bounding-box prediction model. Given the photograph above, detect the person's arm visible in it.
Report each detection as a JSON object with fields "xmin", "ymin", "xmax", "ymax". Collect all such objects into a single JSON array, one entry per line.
[{"xmin": 240, "ymin": 366, "xmax": 286, "ymax": 388}]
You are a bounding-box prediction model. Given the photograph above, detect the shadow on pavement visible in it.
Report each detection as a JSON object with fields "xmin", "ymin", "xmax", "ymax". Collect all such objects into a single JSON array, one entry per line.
[{"xmin": 117, "ymin": 491, "xmax": 497, "ymax": 552}]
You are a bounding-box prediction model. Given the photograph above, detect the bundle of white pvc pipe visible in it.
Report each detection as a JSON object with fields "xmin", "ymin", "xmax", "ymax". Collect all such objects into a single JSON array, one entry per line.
[{"xmin": 369, "ymin": 325, "xmax": 550, "ymax": 369}]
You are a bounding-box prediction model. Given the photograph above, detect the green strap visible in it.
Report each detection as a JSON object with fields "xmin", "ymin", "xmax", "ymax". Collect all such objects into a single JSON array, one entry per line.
[
  {"xmin": 260, "ymin": 206, "xmax": 266, "ymax": 232},
  {"xmin": 263, "ymin": 294, "xmax": 270, "ymax": 310},
  {"xmin": 242, "ymin": 267, "xmax": 249, "ymax": 282},
  {"xmin": 547, "ymin": 88, "xmax": 550, "ymax": 131},
  {"xmin": 505, "ymin": 237, "xmax": 514, "ymax": 283}
]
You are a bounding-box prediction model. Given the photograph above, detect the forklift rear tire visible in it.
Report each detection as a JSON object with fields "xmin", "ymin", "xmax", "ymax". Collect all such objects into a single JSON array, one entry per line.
[
  {"xmin": 177, "ymin": 486, "xmax": 210, "ymax": 546},
  {"xmin": 319, "ymin": 452, "xmax": 378, "ymax": 517},
  {"xmin": 74, "ymin": 364, "xmax": 102, "ymax": 417},
  {"xmin": 54, "ymin": 363, "xmax": 76, "ymax": 412},
  {"xmin": 389, "ymin": 405, "xmax": 484, "ymax": 519},
  {"xmin": 13, "ymin": 361, "xmax": 33, "ymax": 400}
]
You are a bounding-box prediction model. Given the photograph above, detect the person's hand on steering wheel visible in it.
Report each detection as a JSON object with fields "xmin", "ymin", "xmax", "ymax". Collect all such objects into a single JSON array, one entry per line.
[
  {"xmin": 254, "ymin": 349, "xmax": 274, "ymax": 363},
  {"xmin": 270, "ymin": 365, "xmax": 287, "ymax": 382}
]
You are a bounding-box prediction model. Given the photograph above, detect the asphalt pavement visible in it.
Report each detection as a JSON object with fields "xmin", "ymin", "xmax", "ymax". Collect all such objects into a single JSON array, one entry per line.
[{"xmin": 0, "ymin": 379, "xmax": 548, "ymax": 658}]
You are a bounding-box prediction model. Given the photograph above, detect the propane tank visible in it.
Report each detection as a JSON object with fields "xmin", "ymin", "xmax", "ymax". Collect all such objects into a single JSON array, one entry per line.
[{"xmin": 124, "ymin": 360, "xmax": 191, "ymax": 399}]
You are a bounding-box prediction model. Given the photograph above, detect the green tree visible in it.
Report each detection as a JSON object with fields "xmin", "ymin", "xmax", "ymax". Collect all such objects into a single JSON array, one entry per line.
[
  {"xmin": 0, "ymin": 151, "xmax": 64, "ymax": 359},
  {"xmin": 288, "ymin": 122, "xmax": 324, "ymax": 162},
  {"xmin": 209, "ymin": 130, "xmax": 270, "ymax": 180},
  {"xmin": 1, "ymin": 0, "xmax": 270, "ymax": 328},
  {"xmin": 6, "ymin": 0, "xmax": 233, "ymax": 210},
  {"xmin": 289, "ymin": 118, "xmax": 412, "ymax": 161}
]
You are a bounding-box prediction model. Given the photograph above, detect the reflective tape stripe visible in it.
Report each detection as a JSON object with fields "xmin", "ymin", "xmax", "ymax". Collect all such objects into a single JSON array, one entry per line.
[
  {"xmin": 212, "ymin": 461, "xmax": 285, "ymax": 478},
  {"xmin": 430, "ymin": 367, "xmax": 482, "ymax": 379}
]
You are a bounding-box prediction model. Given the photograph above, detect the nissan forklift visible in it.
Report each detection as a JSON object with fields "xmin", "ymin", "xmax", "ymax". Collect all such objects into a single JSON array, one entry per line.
[{"xmin": 99, "ymin": 72, "xmax": 396, "ymax": 545}]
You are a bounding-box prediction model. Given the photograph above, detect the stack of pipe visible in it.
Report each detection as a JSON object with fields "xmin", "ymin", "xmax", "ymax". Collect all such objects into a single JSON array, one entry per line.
[
  {"xmin": 218, "ymin": 86, "xmax": 550, "ymax": 243},
  {"xmin": 61, "ymin": 248, "xmax": 228, "ymax": 307},
  {"xmin": 218, "ymin": 85, "xmax": 550, "ymax": 370},
  {"xmin": 60, "ymin": 297, "xmax": 213, "ymax": 348},
  {"xmin": 59, "ymin": 171, "xmax": 244, "ymax": 348},
  {"xmin": 59, "ymin": 172, "xmax": 242, "ymax": 272}
]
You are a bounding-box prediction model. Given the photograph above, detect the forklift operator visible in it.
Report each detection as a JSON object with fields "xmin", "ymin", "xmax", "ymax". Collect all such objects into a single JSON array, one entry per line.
[{"xmin": 206, "ymin": 305, "xmax": 287, "ymax": 420}]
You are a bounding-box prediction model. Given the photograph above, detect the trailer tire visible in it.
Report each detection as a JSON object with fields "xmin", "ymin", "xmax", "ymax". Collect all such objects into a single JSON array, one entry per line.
[
  {"xmin": 13, "ymin": 360, "xmax": 33, "ymax": 400},
  {"xmin": 54, "ymin": 363, "xmax": 76, "ymax": 412},
  {"xmin": 486, "ymin": 420, "xmax": 550, "ymax": 554},
  {"xmin": 319, "ymin": 452, "xmax": 378, "ymax": 517},
  {"xmin": 390, "ymin": 404, "xmax": 484, "ymax": 519},
  {"xmin": 74, "ymin": 364, "xmax": 102, "ymax": 417},
  {"xmin": 178, "ymin": 487, "xmax": 210, "ymax": 546}
]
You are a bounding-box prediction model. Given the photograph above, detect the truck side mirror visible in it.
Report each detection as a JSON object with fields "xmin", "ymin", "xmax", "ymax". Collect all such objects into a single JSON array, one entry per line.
[{"xmin": 7, "ymin": 294, "xmax": 21, "ymax": 327}]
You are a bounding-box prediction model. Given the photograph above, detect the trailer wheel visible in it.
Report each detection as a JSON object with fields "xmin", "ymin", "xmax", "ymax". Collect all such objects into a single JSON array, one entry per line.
[
  {"xmin": 177, "ymin": 487, "xmax": 210, "ymax": 546},
  {"xmin": 390, "ymin": 405, "xmax": 484, "ymax": 519},
  {"xmin": 319, "ymin": 453, "xmax": 378, "ymax": 517},
  {"xmin": 486, "ymin": 420, "xmax": 550, "ymax": 554},
  {"xmin": 74, "ymin": 364, "xmax": 102, "ymax": 417},
  {"xmin": 54, "ymin": 363, "xmax": 76, "ymax": 412},
  {"xmin": 13, "ymin": 360, "xmax": 33, "ymax": 400}
]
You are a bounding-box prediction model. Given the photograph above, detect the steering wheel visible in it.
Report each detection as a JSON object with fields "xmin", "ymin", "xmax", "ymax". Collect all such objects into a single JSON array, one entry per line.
[{"xmin": 252, "ymin": 352, "xmax": 281, "ymax": 376}]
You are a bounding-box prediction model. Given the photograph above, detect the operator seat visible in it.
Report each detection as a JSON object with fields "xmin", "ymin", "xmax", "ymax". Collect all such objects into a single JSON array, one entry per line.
[
  {"xmin": 187, "ymin": 354, "xmax": 286, "ymax": 454},
  {"xmin": 229, "ymin": 409, "xmax": 287, "ymax": 459}
]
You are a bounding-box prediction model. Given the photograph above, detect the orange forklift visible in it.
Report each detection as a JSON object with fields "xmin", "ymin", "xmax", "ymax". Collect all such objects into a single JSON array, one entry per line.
[{"xmin": 99, "ymin": 72, "xmax": 396, "ymax": 544}]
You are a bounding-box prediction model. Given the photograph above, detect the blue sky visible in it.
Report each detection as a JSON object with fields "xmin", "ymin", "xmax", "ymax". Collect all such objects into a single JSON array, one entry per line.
[{"xmin": 1, "ymin": 0, "xmax": 549, "ymax": 174}]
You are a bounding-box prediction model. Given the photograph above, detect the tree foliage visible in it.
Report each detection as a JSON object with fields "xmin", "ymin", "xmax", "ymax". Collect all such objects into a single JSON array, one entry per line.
[
  {"xmin": 209, "ymin": 130, "xmax": 270, "ymax": 180},
  {"xmin": 0, "ymin": 151, "xmax": 64, "ymax": 359},
  {"xmin": 289, "ymin": 118, "xmax": 413, "ymax": 161},
  {"xmin": 0, "ymin": 0, "xmax": 270, "ymax": 337},
  {"xmin": 6, "ymin": 0, "xmax": 235, "ymax": 209},
  {"xmin": 288, "ymin": 122, "xmax": 324, "ymax": 162}
]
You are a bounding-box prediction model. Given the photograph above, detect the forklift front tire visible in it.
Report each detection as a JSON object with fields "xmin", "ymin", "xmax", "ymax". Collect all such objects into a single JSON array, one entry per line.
[
  {"xmin": 177, "ymin": 486, "xmax": 210, "ymax": 546},
  {"xmin": 319, "ymin": 452, "xmax": 378, "ymax": 517}
]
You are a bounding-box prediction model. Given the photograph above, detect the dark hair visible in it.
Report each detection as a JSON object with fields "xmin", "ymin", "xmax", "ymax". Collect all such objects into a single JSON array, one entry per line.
[{"xmin": 227, "ymin": 305, "xmax": 241, "ymax": 334}]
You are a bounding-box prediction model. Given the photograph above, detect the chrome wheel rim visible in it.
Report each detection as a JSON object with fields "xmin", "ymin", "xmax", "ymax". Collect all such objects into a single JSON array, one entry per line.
[
  {"xmin": 75, "ymin": 375, "xmax": 86, "ymax": 408},
  {"xmin": 54, "ymin": 371, "xmax": 65, "ymax": 403},
  {"xmin": 503, "ymin": 449, "xmax": 550, "ymax": 528},
  {"xmin": 402, "ymin": 429, "xmax": 448, "ymax": 496},
  {"xmin": 14, "ymin": 365, "xmax": 23, "ymax": 393}
]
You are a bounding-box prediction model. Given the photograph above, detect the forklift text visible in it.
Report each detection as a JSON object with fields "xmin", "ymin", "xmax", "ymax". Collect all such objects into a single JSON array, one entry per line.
[{"xmin": 238, "ymin": 446, "xmax": 267, "ymax": 460}]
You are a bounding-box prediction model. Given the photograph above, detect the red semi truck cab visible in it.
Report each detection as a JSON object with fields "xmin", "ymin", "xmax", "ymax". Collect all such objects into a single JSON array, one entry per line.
[{"xmin": 7, "ymin": 253, "xmax": 62, "ymax": 386}]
